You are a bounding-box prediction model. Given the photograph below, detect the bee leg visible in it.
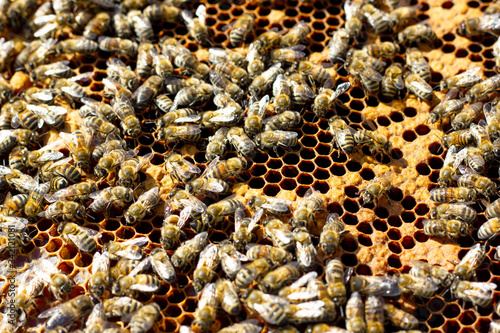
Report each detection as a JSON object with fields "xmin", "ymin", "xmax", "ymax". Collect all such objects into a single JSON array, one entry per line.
[{"xmin": 382, "ymin": 192, "xmax": 393, "ymax": 206}]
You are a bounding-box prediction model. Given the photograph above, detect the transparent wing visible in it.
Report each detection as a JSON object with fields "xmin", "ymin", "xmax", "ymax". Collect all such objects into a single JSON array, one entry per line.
[
  {"xmin": 195, "ymin": 4, "xmax": 206, "ymax": 24},
  {"xmin": 151, "ymin": 255, "xmax": 176, "ymax": 283},
  {"xmin": 234, "ymin": 207, "xmax": 245, "ymax": 232},
  {"xmin": 478, "ymin": 13, "xmax": 500, "ymax": 31},
  {"xmin": 410, "ymin": 80, "xmax": 433, "ymax": 93},
  {"xmin": 290, "ymin": 271, "xmax": 318, "ymax": 289},
  {"xmin": 199, "ymin": 283, "xmax": 217, "ymax": 308},
  {"xmin": 247, "ymin": 208, "xmax": 264, "ymax": 233},
  {"xmin": 92, "ymin": 251, "xmax": 110, "ymax": 275},
  {"xmin": 196, "ymin": 243, "xmax": 218, "ymax": 270},
  {"xmin": 454, "ymin": 67, "xmax": 482, "ymax": 86},
  {"xmin": 443, "ymin": 145, "xmax": 457, "ymax": 167}
]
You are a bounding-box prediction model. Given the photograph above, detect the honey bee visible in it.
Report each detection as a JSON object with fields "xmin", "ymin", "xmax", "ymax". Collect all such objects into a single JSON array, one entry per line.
[
  {"xmin": 453, "ymin": 243, "xmax": 486, "ymax": 281},
  {"xmin": 245, "ymin": 289, "xmax": 289, "ymax": 326},
  {"xmin": 0, "ymin": 166, "xmax": 38, "ymax": 193},
  {"xmin": 38, "ymin": 295, "xmax": 93, "ymax": 331},
  {"xmin": 99, "ymin": 37, "xmax": 138, "ymax": 56},
  {"xmin": 263, "ymin": 111, "xmax": 302, "ymax": 133},
  {"xmin": 404, "ymin": 72, "xmax": 433, "ymax": 101},
  {"xmin": 89, "ymin": 186, "xmax": 134, "ymax": 212},
  {"xmin": 45, "ymin": 181, "xmax": 98, "ymax": 203},
  {"xmin": 192, "ymin": 283, "xmax": 217, "ymax": 332},
  {"xmin": 181, "ymin": 5, "xmax": 208, "ymax": 43},
  {"xmin": 384, "ymin": 304, "xmax": 419, "ymax": 330},
  {"xmin": 451, "ymin": 102, "xmax": 483, "ymax": 130},
  {"xmin": 149, "ymin": 51, "xmax": 171, "ymax": 82},
  {"xmin": 471, "ymin": 122, "xmax": 494, "ymax": 161},
  {"xmin": 111, "ymin": 12, "xmax": 132, "ymax": 38},
  {"xmin": 163, "ymin": 153, "xmax": 200, "ymax": 184},
  {"xmin": 103, "ymin": 77, "xmax": 132, "ymax": 100},
  {"xmin": 422, "ymin": 219, "xmax": 470, "ymax": 238},
  {"xmin": 242, "ymin": 95, "xmax": 267, "ymax": 136},
  {"xmin": 218, "ymin": 240, "xmax": 248, "ymax": 279},
  {"xmin": 38, "ymin": 200, "xmax": 86, "ymax": 222},
  {"xmin": 149, "ymin": 247, "xmax": 177, "ymax": 283},
  {"xmin": 454, "ymin": 147, "xmax": 485, "ymax": 174},
  {"xmin": 329, "ymin": 116, "xmax": 356, "ymax": 155},
  {"xmin": 171, "ymin": 84, "xmax": 213, "ymax": 111},
  {"xmin": 359, "ymin": 174, "xmax": 392, "ymax": 206},
  {"xmin": 397, "ymin": 23, "xmax": 437, "ymax": 45},
  {"xmin": 153, "ymin": 94, "xmax": 175, "ymax": 115},
  {"xmin": 295, "ymin": 61, "xmax": 332, "ymax": 84},
  {"xmin": 82, "ymin": 115, "xmax": 119, "ymax": 140},
  {"xmin": 0, "ymin": 227, "xmax": 31, "ymax": 254},
  {"xmin": 0, "ymin": 192, "xmax": 28, "ymax": 216},
  {"xmin": 492, "ymin": 321, "xmax": 500, "ymax": 333},
  {"xmin": 210, "ymin": 70, "xmax": 245, "ymax": 101},
  {"xmin": 95, "ymin": 149, "xmax": 137, "ymax": 179},
  {"xmin": 59, "ymin": 129, "xmax": 91, "ymax": 171},
  {"xmin": 281, "ymin": 22, "xmax": 310, "ymax": 47},
  {"xmin": 247, "ymin": 244, "xmax": 293, "ymax": 267},
  {"xmin": 278, "ymin": 271, "xmax": 322, "ymax": 303},
  {"xmin": 227, "ymin": 126, "xmax": 256, "ymax": 157},
  {"xmin": 206, "ymin": 127, "xmax": 229, "ymax": 161},
  {"xmin": 25, "ymin": 181, "xmax": 50, "ymax": 218},
  {"xmin": 31, "ymin": 60, "xmax": 73, "ymax": 82},
  {"xmin": 451, "ymin": 280, "xmax": 496, "ymax": 307},
  {"xmin": 128, "ymin": 303, "xmax": 161, "ymax": 333},
  {"xmin": 112, "ymin": 94, "xmax": 142, "ymax": 138},
  {"xmin": 345, "ymin": 292, "xmax": 366, "ymax": 333},
  {"xmin": 246, "ymin": 46, "xmax": 265, "ymax": 75},
  {"xmin": 23, "ymin": 86, "xmax": 56, "ymax": 104},
  {"xmin": 232, "ymin": 208, "xmax": 262, "ymax": 251},
  {"xmin": 89, "ymin": 251, "xmax": 111, "ymax": 299},
  {"xmin": 440, "ymin": 67, "xmax": 482, "ymax": 91},
  {"xmin": 410, "ymin": 260, "xmax": 453, "ymax": 288},
  {"xmin": 328, "ymin": 29, "xmax": 351, "ymax": 62},
  {"xmin": 213, "ymin": 61, "xmax": 250, "ymax": 87},
  {"xmin": 483, "ymin": 102, "xmax": 500, "ymax": 139},
  {"xmin": 272, "ymin": 74, "xmax": 292, "ymax": 113},
  {"xmin": 80, "ymin": 97, "xmax": 117, "ymax": 122},
  {"xmin": 467, "ymin": 74, "xmax": 500, "ymax": 103},
  {"xmin": 291, "ymin": 188, "xmax": 324, "ymax": 228},
  {"xmin": 287, "ymin": 72, "xmax": 315, "ymax": 105},
  {"xmin": 361, "ymin": 295, "xmax": 384, "ymax": 333},
  {"xmin": 171, "ymin": 231, "xmax": 209, "ymax": 268},
  {"xmin": 361, "ymin": 3, "xmax": 395, "ymax": 33},
  {"xmin": 286, "ymin": 299, "xmax": 336, "ymax": 325},
  {"xmin": 347, "ymin": 58, "xmax": 383, "ymax": 94},
  {"xmin": 406, "ymin": 47, "xmax": 431, "ymax": 82},
  {"xmin": 248, "ymin": 195, "xmax": 292, "ymax": 216},
  {"xmin": 235, "ymin": 257, "xmax": 274, "ymax": 288},
  {"xmin": 13, "ymin": 268, "xmax": 46, "ymax": 315},
  {"xmin": 458, "ymin": 13, "xmax": 500, "ymax": 37},
  {"xmin": 456, "ymin": 165, "xmax": 496, "ymax": 197},
  {"xmin": 104, "ymin": 237, "xmax": 148, "ymax": 260},
  {"xmin": 102, "ymin": 296, "xmax": 143, "ymax": 318},
  {"xmin": 132, "ymin": 75, "xmax": 163, "ymax": 112},
  {"xmin": 325, "ymin": 258, "xmax": 349, "ymax": 307},
  {"xmin": 154, "ymin": 124, "xmax": 202, "ymax": 143},
  {"xmin": 118, "ymin": 153, "xmax": 153, "ymax": 188},
  {"xmin": 270, "ymin": 45, "xmax": 307, "ymax": 64},
  {"xmin": 124, "ymin": 187, "xmax": 160, "ymax": 225},
  {"xmin": 320, "ymin": 213, "xmax": 346, "ymax": 256},
  {"xmin": 363, "ymin": 41, "xmax": 400, "ymax": 59},
  {"xmin": 218, "ymin": 320, "xmax": 261, "ymax": 333},
  {"xmin": 443, "ymin": 129, "xmax": 475, "ymax": 148},
  {"xmin": 350, "ymin": 275, "xmax": 401, "ymax": 296},
  {"xmin": 1, "ymin": 129, "xmax": 39, "ymax": 151},
  {"xmin": 294, "ymin": 227, "xmax": 317, "ymax": 271},
  {"xmin": 264, "ymin": 218, "xmax": 295, "ymax": 252},
  {"xmin": 428, "ymin": 90, "xmax": 466, "ymax": 124},
  {"xmin": 157, "ymin": 206, "xmax": 183, "ymax": 249},
  {"xmin": 193, "ymin": 244, "xmax": 219, "ymax": 292},
  {"xmin": 249, "ymin": 63, "xmax": 283, "ymax": 96},
  {"xmin": 112, "ymin": 271, "xmax": 161, "ymax": 296},
  {"xmin": 58, "ymin": 223, "xmax": 99, "ymax": 253},
  {"xmin": 57, "ymin": 38, "xmax": 99, "ymax": 55},
  {"xmin": 399, "ymin": 273, "xmax": 439, "ymax": 298},
  {"xmin": 0, "ymin": 77, "xmax": 11, "ymax": 104},
  {"xmin": 254, "ymin": 130, "xmax": 299, "ymax": 152},
  {"xmin": 253, "ymin": 29, "xmax": 282, "ymax": 52},
  {"xmin": 7, "ymin": 100, "xmax": 42, "ymax": 131},
  {"xmin": 228, "ymin": 13, "xmax": 254, "ymax": 46},
  {"xmin": 105, "ymin": 58, "xmax": 139, "ymax": 91},
  {"xmin": 479, "ymin": 216, "xmax": 500, "ymax": 240},
  {"xmin": 313, "ymin": 80, "xmax": 351, "ymax": 117},
  {"xmin": 34, "ymin": 255, "xmax": 75, "ymax": 298},
  {"xmin": 9, "ymin": 146, "xmax": 28, "ymax": 171},
  {"xmin": 127, "ymin": 10, "xmax": 154, "ymax": 41},
  {"xmin": 208, "ymin": 47, "xmax": 248, "ymax": 68},
  {"xmin": 430, "ymin": 203, "xmax": 476, "ymax": 223}
]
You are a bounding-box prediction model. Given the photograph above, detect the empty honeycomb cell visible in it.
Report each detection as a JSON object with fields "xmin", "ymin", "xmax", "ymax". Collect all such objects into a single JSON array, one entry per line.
[
  {"xmin": 403, "ymin": 130, "xmax": 418, "ymax": 142},
  {"xmin": 252, "ymin": 164, "xmax": 267, "ymax": 176},
  {"xmin": 264, "ymin": 184, "xmax": 281, "ymax": 196},
  {"xmin": 416, "ymin": 124, "xmax": 431, "ymax": 136},
  {"xmin": 388, "ymin": 241, "xmax": 402, "ymax": 254},
  {"xmin": 136, "ymin": 222, "xmax": 153, "ymax": 235},
  {"xmin": 373, "ymin": 219, "xmax": 388, "ymax": 232},
  {"xmin": 265, "ymin": 170, "xmax": 282, "ymax": 183},
  {"xmin": 349, "ymin": 101, "xmax": 364, "ymax": 113},
  {"xmin": 476, "ymin": 269, "xmax": 492, "ymax": 282},
  {"xmin": 416, "ymin": 163, "xmax": 431, "ymax": 176},
  {"xmin": 358, "ymin": 234, "xmax": 373, "ymax": 247},
  {"xmin": 356, "ymin": 221, "xmax": 373, "ymax": 235},
  {"xmin": 377, "ymin": 116, "xmax": 391, "ymax": 127},
  {"xmin": 36, "ymin": 219, "xmax": 52, "ymax": 231},
  {"xmin": 343, "ymin": 213, "xmax": 358, "ymax": 226},
  {"xmin": 343, "ymin": 198, "xmax": 359, "ymax": 213},
  {"xmin": 428, "ymin": 157, "xmax": 444, "ymax": 170},
  {"xmin": 415, "ymin": 230, "xmax": 429, "ymax": 243},
  {"xmin": 279, "ymin": 178, "xmax": 297, "ymax": 190},
  {"xmin": 429, "ymin": 314, "xmax": 446, "ymax": 328},
  {"xmin": 248, "ymin": 177, "xmax": 266, "ymax": 189},
  {"xmin": 456, "ymin": 48, "xmax": 469, "ymax": 58},
  {"xmin": 315, "ymin": 143, "xmax": 331, "ymax": 156},
  {"xmin": 312, "ymin": 168, "xmax": 329, "ymax": 180},
  {"xmin": 300, "ymin": 148, "xmax": 316, "ymax": 160},
  {"xmin": 442, "ymin": 1, "xmax": 454, "ymax": 8},
  {"xmin": 267, "ymin": 158, "xmax": 283, "ymax": 170},
  {"xmin": 428, "ymin": 297, "xmax": 446, "ymax": 313},
  {"xmin": 330, "ymin": 163, "xmax": 347, "ymax": 176},
  {"xmin": 390, "ymin": 111, "xmax": 404, "ymax": 123},
  {"xmin": 57, "ymin": 261, "xmax": 74, "ymax": 275},
  {"xmin": 401, "ymin": 212, "xmax": 416, "ymax": 223},
  {"xmin": 388, "ymin": 228, "xmax": 402, "ymax": 240},
  {"xmin": 301, "ymin": 135, "xmax": 318, "ymax": 148},
  {"xmin": 45, "ymin": 238, "xmax": 62, "ymax": 253},
  {"xmin": 467, "ymin": 0, "xmax": 480, "ymax": 7},
  {"xmin": 298, "ymin": 160, "xmax": 315, "ymax": 172},
  {"xmin": 341, "ymin": 253, "xmax": 358, "ymax": 267},
  {"xmin": 388, "ymin": 255, "xmax": 402, "ymax": 268},
  {"xmin": 375, "ymin": 207, "xmax": 389, "ymax": 219},
  {"xmin": 314, "ymin": 156, "xmax": 332, "ymax": 169},
  {"xmin": 387, "ymin": 215, "xmax": 402, "ymax": 228},
  {"xmin": 341, "ymin": 237, "xmax": 358, "ymax": 252},
  {"xmin": 59, "ymin": 245, "xmax": 78, "ymax": 260},
  {"xmin": 346, "ymin": 160, "xmax": 361, "ymax": 172},
  {"xmin": 344, "ymin": 186, "xmax": 359, "ymax": 198},
  {"xmin": 75, "ymin": 253, "xmax": 92, "ymax": 268},
  {"xmin": 460, "ymin": 311, "xmax": 477, "ymax": 326}
]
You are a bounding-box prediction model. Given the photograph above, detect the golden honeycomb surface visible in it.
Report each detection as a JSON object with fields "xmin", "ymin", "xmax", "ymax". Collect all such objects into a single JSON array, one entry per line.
[{"xmin": 0, "ymin": 0, "xmax": 499, "ymax": 332}]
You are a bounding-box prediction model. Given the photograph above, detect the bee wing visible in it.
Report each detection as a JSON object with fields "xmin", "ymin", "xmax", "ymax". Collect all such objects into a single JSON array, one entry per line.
[
  {"xmin": 296, "ymin": 242, "xmax": 316, "ymax": 268},
  {"xmin": 290, "ymin": 79, "xmax": 316, "ymax": 99},
  {"xmin": 443, "ymin": 145, "xmax": 457, "ymax": 167},
  {"xmin": 234, "ymin": 207, "xmax": 245, "ymax": 232},
  {"xmin": 173, "ymin": 114, "xmax": 201, "ymax": 124},
  {"xmin": 331, "ymin": 82, "xmax": 351, "ymax": 100},
  {"xmin": 181, "ymin": 9, "xmax": 195, "ymax": 28},
  {"xmin": 151, "ymin": 255, "xmax": 176, "ymax": 283},
  {"xmin": 136, "ymin": 186, "xmax": 159, "ymax": 207},
  {"xmin": 261, "ymin": 198, "xmax": 292, "ymax": 213},
  {"xmin": 30, "ymin": 89, "xmax": 56, "ymax": 102},
  {"xmin": 365, "ymin": 276, "xmax": 402, "ymax": 296},
  {"xmin": 200, "ymin": 155, "xmax": 220, "ymax": 178},
  {"xmin": 439, "ymin": 87, "xmax": 459, "ymax": 105},
  {"xmin": 35, "ymin": 150, "xmax": 65, "ymax": 163},
  {"xmin": 410, "ymin": 79, "xmax": 433, "ymax": 93},
  {"xmin": 173, "ymin": 125, "xmax": 202, "ymax": 137},
  {"xmin": 290, "ymin": 300, "xmax": 326, "ymax": 319},
  {"xmin": 290, "ymin": 271, "xmax": 318, "ymax": 289},
  {"xmin": 201, "ymin": 179, "xmax": 226, "ymax": 193},
  {"xmin": 0, "ymin": 216, "xmax": 28, "ymax": 232},
  {"xmin": 483, "ymin": 103, "xmax": 497, "ymax": 126},
  {"xmin": 273, "ymin": 74, "xmax": 288, "ymax": 97},
  {"xmin": 46, "ymin": 156, "xmax": 73, "ymax": 171},
  {"xmin": 179, "ymin": 198, "xmax": 207, "ymax": 214},
  {"xmin": 68, "ymin": 72, "xmax": 95, "ymax": 83},
  {"xmin": 453, "ymin": 148, "xmax": 469, "ymax": 171},
  {"xmin": 129, "ymin": 257, "xmax": 151, "ymax": 277},
  {"xmin": 195, "ymin": 4, "xmax": 206, "ymax": 24},
  {"xmin": 257, "ymin": 95, "xmax": 270, "ymax": 117},
  {"xmin": 38, "ymin": 302, "xmax": 68, "ymax": 319},
  {"xmin": 344, "ymin": 0, "xmax": 362, "ymax": 21},
  {"xmin": 33, "ymin": 14, "xmax": 56, "ymax": 26},
  {"xmin": 459, "ymin": 243, "xmax": 485, "ymax": 267},
  {"xmin": 393, "ymin": 73, "xmax": 405, "ymax": 90},
  {"xmin": 29, "ymin": 182, "xmax": 50, "ymax": 206},
  {"xmin": 457, "ymin": 164, "xmax": 477, "ymax": 177},
  {"xmin": 34, "ymin": 22, "xmax": 59, "ymax": 38},
  {"xmin": 130, "ymin": 280, "xmax": 159, "ymax": 292},
  {"xmin": 463, "ymin": 281, "xmax": 497, "ymax": 296},
  {"xmin": 260, "ymin": 293, "xmax": 290, "ymax": 306},
  {"xmin": 455, "ymin": 67, "xmax": 482, "ymax": 86},
  {"xmin": 208, "ymin": 48, "xmax": 229, "ymax": 64},
  {"xmin": 133, "ymin": 152, "xmax": 153, "ymax": 172},
  {"xmin": 263, "ymin": 63, "xmax": 282, "ymax": 81},
  {"xmin": 220, "ymin": 252, "xmax": 242, "ymax": 275},
  {"xmin": 478, "ymin": 13, "xmax": 500, "ymax": 32},
  {"xmin": 86, "ymin": 303, "xmax": 106, "ymax": 328},
  {"xmin": 44, "ymin": 61, "xmax": 71, "ymax": 76},
  {"xmin": 272, "ymin": 228, "xmax": 294, "ymax": 245},
  {"xmin": 120, "ymin": 236, "xmax": 149, "ymax": 247},
  {"xmin": 196, "ymin": 243, "xmax": 218, "ymax": 270},
  {"xmin": 199, "ymin": 283, "xmax": 217, "ymax": 308},
  {"xmin": 68, "ymin": 233, "xmax": 97, "ymax": 253},
  {"xmin": 92, "ymin": 251, "xmax": 110, "ymax": 275},
  {"xmin": 247, "ymin": 208, "xmax": 264, "ymax": 232}
]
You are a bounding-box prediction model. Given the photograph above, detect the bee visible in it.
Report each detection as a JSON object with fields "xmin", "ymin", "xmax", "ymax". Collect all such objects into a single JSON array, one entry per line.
[
  {"xmin": 59, "ymin": 129, "xmax": 91, "ymax": 171},
  {"xmin": 104, "ymin": 237, "xmax": 148, "ymax": 260},
  {"xmin": 404, "ymin": 72, "xmax": 433, "ymax": 101},
  {"xmin": 228, "ymin": 13, "xmax": 254, "ymax": 46},
  {"xmin": 88, "ymin": 186, "xmax": 134, "ymax": 212},
  {"xmin": 0, "ymin": 227, "xmax": 31, "ymax": 254},
  {"xmin": 235, "ymin": 257, "xmax": 274, "ymax": 288},
  {"xmin": 313, "ymin": 81, "xmax": 351, "ymax": 118},
  {"xmin": 270, "ymin": 45, "xmax": 307, "ymax": 64},
  {"xmin": 227, "ymin": 126, "xmax": 256, "ymax": 157},
  {"xmin": 208, "ymin": 47, "xmax": 248, "ymax": 68},
  {"xmin": 428, "ymin": 89, "xmax": 467, "ymax": 124},
  {"xmin": 325, "ymin": 258, "xmax": 349, "ymax": 307},
  {"xmin": 248, "ymin": 195, "xmax": 292, "ymax": 216},
  {"xmin": 181, "ymin": 5, "xmax": 208, "ymax": 43},
  {"xmin": 6, "ymin": 100, "xmax": 42, "ymax": 131},
  {"xmin": 8, "ymin": 146, "xmax": 28, "ymax": 171},
  {"xmin": 34, "ymin": 256, "xmax": 75, "ymax": 298},
  {"xmin": 381, "ymin": 63, "xmax": 405, "ymax": 100},
  {"xmin": 294, "ymin": 227, "xmax": 317, "ymax": 271},
  {"xmin": 154, "ymin": 94, "xmax": 176, "ymax": 115},
  {"xmin": 345, "ymin": 292, "xmax": 366, "ymax": 333},
  {"xmin": 112, "ymin": 271, "xmax": 161, "ymax": 296},
  {"xmin": 149, "ymin": 52, "xmax": 172, "ymax": 83},
  {"xmin": 246, "ymin": 46, "xmax": 265, "ymax": 75},
  {"xmin": 328, "ymin": 116, "xmax": 356, "ymax": 155},
  {"xmin": 348, "ymin": 58, "xmax": 383, "ymax": 95},
  {"xmin": 171, "ymin": 84, "xmax": 213, "ymax": 111},
  {"xmin": 57, "ymin": 38, "xmax": 98, "ymax": 55},
  {"xmin": 124, "ymin": 187, "xmax": 160, "ymax": 225},
  {"xmin": 243, "ymin": 95, "xmax": 268, "ymax": 136},
  {"xmin": 397, "ymin": 23, "xmax": 437, "ymax": 45},
  {"xmin": 204, "ymin": 156, "xmax": 247, "ymax": 180},
  {"xmin": 359, "ymin": 174, "xmax": 392, "ymax": 206},
  {"xmin": 102, "ymin": 296, "xmax": 143, "ymax": 318},
  {"xmin": 350, "ymin": 275, "xmax": 401, "ymax": 296},
  {"xmin": 163, "ymin": 153, "xmax": 200, "ymax": 184},
  {"xmin": 363, "ymin": 295, "xmax": 385, "ymax": 333},
  {"xmin": 247, "ymin": 244, "xmax": 293, "ymax": 267},
  {"xmin": 253, "ymin": 29, "xmax": 282, "ymax": 52},
  {"xmin": 218, "ymin": 320, "xmax": 261, "ymax": 333},
  {"xmin": 440, "ymin": 67, "xmax": 482, "ymax": 91},
  {"xmin": 193, "ymin": 244, "xmax": 219, "ymax": 292},
  {"xmin": 26, "ymin": 103, "xmax": 67, "ymax": 129},
  {"xmin": 205, "ymin": 127, "xmax": 229, "ymax": 162},
  {"xmin": 295, "ymin": 61, "xmax": 332, "ymax": 84},
  {"xmin": 363, "ymin": 41, "xmax": 400, "ymax": 59},
  {"xmin": 320, "ymin": 213, "xmax": 346, "ymax": 256},
  {"xmin": 45, "ymin": 181, "xmax": 98, "ymax": 203},
  {"xmin": 328, "ymin": 29, "xmax": 351, "ymax": 62},
  {"xmin": 278, "ymin": 271, "xmax": 322, "ymax": 302},
  {"xmin": 112, "ymin": 94, "xmax": 142, "ymax": 138},
  {"xmin": 23, "ymin": 86, "xmax": 57, "ymax": 104},
  {"xmin": 454, "ymin": 146, "xmax": 485, "ymax": 174},
  {"xmin": 105, "ymin": 58, "xmax": 139, "ymax": 91},
  {"xmin": 2, "ymin": 129, "xmax": 39, "ymax": 151},
  {"xmin": 245, "ymin": 289, "xmax": 289, "ymax": 326},
  {"xmin": 451, "ymin": 102, "xmax": 483, "ymax": 131},
  {"xmin": 129, "ymin": 303, "xmax": 161, "ymax": 333},
  {"xmin": 192, "ymin": 283, "xmax": 217, "ymax": 332},
  {"xmin": 287, "ymin": 72, "xmax": 315, "ymax": 105},
  {"xmin": 280, "ymin": 22, "xmax": 310, "ymax": 47},
  {"xmin": 127, "ymin": 10, "xmax": 154, "ymax": 41},
  {"xmin": 430, "ymin": 203, "xmax": 476, "ymax": 223},
  {"xmin": 483, "ymin": 102, "xmax": 500, "ymax": 139},
  {"xmin": 410, "ymin": 260, "xmax": 453, "ymax": 288},
  {"xmin": 82, "ymin": 115, "xmax": 119, "ymax": 140},
  {"xmin": 57, "ymin": 223, "xmax": 99, "ymax": 252},
  {"xmin": 213, "ymin": 61, "xmax": 251, "ymax": 87},
  {"xmin": 103, "ymin": 77, "xmax": 133, "ymax": 100},
  {"xmin": 148, "ymin": 247, "xmax": 177, "ymax": 283},
  {"xmin": 406, "ymin": 47, "xmax": 431, "ymax": 82},
  {"xmin": 264, "ymin": 218, "xmax": 295, "ymax": 251},
  {"xmin": 80, "ymin": 97, "xmax": 117, "ymax": 122},
  {"xmin": 263, "ymin": 111, "xmax": 301, "ymax": 133},
  {"xmin": 118, "ymin": 153, "xmax": 153, "ymax": 188},
  {"xmin": 398, "ymin": 273, "xmax": 439, "ymax": 298},
  {"xmin": 38, "ymin": 200, "xmax": 86, "ymax": 222},
  {"xmin": 487, "ymin": 198, "xmax": 500, "ymax": 219},
  {"xmin": 286, "ymin": 299, "xmax": 336, "ymax": 325},
  {"xmin": 0, "ymin": 166, "xmax": 38, "ymax": 193},
  {"xmin": 95, "ymin": 149, "xmax": 137, "ymax": 179},
  {"xmin": 82, "ymin": 11, "xmax": 111, "ymax": 39},
  {"xmin": 171, "ymin": 231, "xmax": 209, "ymax": 268},
  {"xmin": 291, "ymin": 188, "xmax": 324, "ymax": 228},
  {"xmin": 13, "ymin": 269, "xmax": 46, "ymax": 315},
  {"xmin": 384, "ymin": 304, "xmax": 418, "ymax": 330},
  {"xmin": 456, "ymin": 166, "xmax": 496, "ymax": 197},
  {"xmin": 0, "ymin": 77, "xmax": 11, "ymax": 104},
  {"xmin": 422, "ymin": 219, "xmax": 470, "ymax": 238},
  {"xmin": 112, "ymin": 12, "xmax": 132, "ymax": 38},
  {"xmin": 272, "ymin": 74, "xmax": 292, "ymax": 113},
  {"xmin": 0, "ymin": 192, "xmax": 28, "ymax": 216},
  {"xmin": 443, "ymin": 129, "xmax": 475, "ymax": 149},
  {"xmin": 458, "ymin": 13, "xmax": 500, "ymax": 37},
  {"xmin": 209, "ymin": 71, "xmax": 245, "ymax": 102},
  {"xmin": 255, "ymin": 130, "xmax": 299, "ymax": 152},
  {"xmin": 388, "ymin": 5, "xmax": 418, "ymax": 29},
  {"xmin": 89, "ymin": 251, "xmax": 111, "ymax": 298},
  {"xmin": 478, "ymin": 216, "xmax": 500, "ymax": 240},
  {"xmin": 154, "ymin": 125, "xmax": 202, "ymax": 143},
  {"xmin": 471, "ymin": 122, "xmax": 495, "ymax": 163},
  {"xmin": 24, "ymin": 181, "xmax": 50, "ymax": 218},
  {"xmin": 468, "ymin": 74, "xmax": 500, "ymax": 103},
  {"xmin": 218, "ymin": 240, "xmax": 248, "ymax": 279},
  {"xmin": 249, "ymin": 63, "xmax": 283, "ymax": 96},
  {"xmin": 38, "ymin": 295, "xmax": 93, "ymax": 331},
  {"xmin": 99, "ymin": 37, "xmax": 138, "ymax": 56},
  {"xmin": 361, "ymin": 3, "xmax": 395, "ymax": 33},
  {"xmin": 132, "ymin": 75, "xmax": 163, "ymax": 112},
  {"xmin": 451, "ymin": 280, "xmax": 496, "ymax": 307},
  {"xmin": 453, "ymin": 243, "xmax": 486, "ymax": 281},
  {"xmin": 231, "ymin": 207, "xmax": 261, "ymax": 252}
]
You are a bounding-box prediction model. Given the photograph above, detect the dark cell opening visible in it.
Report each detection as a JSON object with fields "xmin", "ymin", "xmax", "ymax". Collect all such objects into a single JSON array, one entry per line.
[
  {"xmin": 252, "ymin": 164, "xmax": 267, "ymax": 177},
  {"xmin": 416, "ymin": 163, "xmax": 431, "ymax": 175},
  {"xmin": 315, "ymin": 156, "xmax": 331, "ymax": 168},
  {"xmin": 404, "ymin": 107, "xmax": 417, "ymax": 117},
  {"xmin": 388, "ymin": 255, "xmax": 402, "ymax": 268},
  {"xmin": 280, "ymin": 178, "xmax": 297, "ymax": 190},
  {"xmin": 343, "ymin": 213, "xmax": 358, "ymax": 225},
  {"xmin": 403, "ymin": 130, "xmax": 417, "ymax": 142},
  {"xmin": 415, "ymin": 230, "xmax": 429, "ymax": 242},
  {"xmin": 346, "ymin": 161, "xmax": 361, "ymax": 172},
  {"xmin": 341, "ymin": 237, "xmax": 358, "ymax": 252},
  {"xmin": 388, "ymin": 216, "xmax": 402, "ymax": 227},
  {"xmin": 402, "ymin": 236, "xmax": 416, "ymax": 249},
  {"xmin": 456, "ymin": 48, "xmax": 468, "ymax": 58},
  {"xmin": 299, "ymin": 161, "xmax": 315, "ymax": 172},
  {"xmin": 358, "ymin": 234, "xmax": 373, "ymax": 247},
  {"xmin": 360, "ymin": 168, "xmax": 375, "ymax": 180},
  {"xmin": 377, "ymin": 116, "xmax": 391, "ymax": 127},
  {"xmin": 388, "ymin": 241, "xmax": 402, "ymax": 254},
  {"xmin": 343, "ymin": 198, "xmax": 359, "ymax": 213},
  {"xmin": 341, "ymin": 253, "xmax": 358, "ymax": 267},
  {"xmin": 265, "ymin": 171, "xmax": 282, "ymax": 183},
  {"xmin": 263, "ymin": 184, "xmax": 280, "ymax": 196},
  {"xmin": 373, "ymin": 219, "xmax": 388, "ymax": 232},
  {"xmin": 387, "ymin": 228, "xmax": 401, "ymax": 240},
  {"xmin": 390, "ymin": 112, "xmax": 404, "ymax": 122},
  {"xmin": 357, "ymin": 222, "xmax": 373, "ymax": 235},
  {"xmin": 442, "ymin": 44, "xmax": 456, "ymax": 53},
  {"xmin": 330, "ymin": 164, "xmax": 346, "ymax": 176},
  {"xmin": 297, "ymin": 173, "xmax": 313, "ymax": 185},
  {"xmin": 374, "ymin": 207, "xmax": 389, "ymax": 219},
  {"xmin": 356, "ymin": 265, "xmax": 372, "ymax": 275},
  {"xmin": 249, "ymin": 177, "xmax": 265, "ymax": 189}
]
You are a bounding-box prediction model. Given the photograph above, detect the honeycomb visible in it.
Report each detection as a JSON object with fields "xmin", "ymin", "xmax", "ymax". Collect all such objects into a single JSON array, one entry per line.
[{"xmin": 0, "ymin": 0, "xmax": 499, "ymax": 332}]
